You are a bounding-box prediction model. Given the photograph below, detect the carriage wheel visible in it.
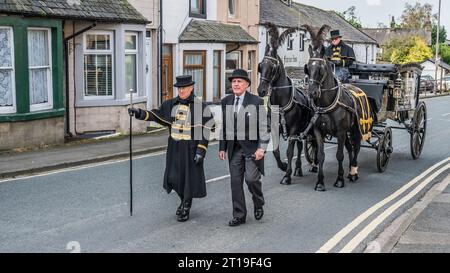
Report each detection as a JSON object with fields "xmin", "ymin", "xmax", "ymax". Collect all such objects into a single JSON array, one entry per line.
[
  {"xmin": 377, "ymin": 127, "xmax": 393, "ymax": 173},
  {"xmin": 304, "ymin": 137, "xmax": 317, "ymax": 165},
  {"xmin": 410, "ymin": 102, "xmax": 427, "ymax": 160}
]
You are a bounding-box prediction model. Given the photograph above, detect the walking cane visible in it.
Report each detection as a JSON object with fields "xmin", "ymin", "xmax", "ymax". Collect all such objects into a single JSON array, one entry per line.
[{"xmin": 129, "ymin": 88, "xmax": 134, "ymax": 216}]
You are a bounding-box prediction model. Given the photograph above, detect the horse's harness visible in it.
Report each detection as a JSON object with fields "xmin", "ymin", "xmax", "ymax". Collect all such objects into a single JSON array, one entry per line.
[
  {"xmin": 301, "ymin": 57, "xmax": 358, "ymax": 138},
  {"xmin": 261, "ymin": 55, "xmax": 309, "ymax": 141}
]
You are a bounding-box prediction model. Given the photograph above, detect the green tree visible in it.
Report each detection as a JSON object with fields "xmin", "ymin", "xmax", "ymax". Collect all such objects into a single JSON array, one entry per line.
[
  {"xmin": 401, "ymin": 2, "xmax": 434, "ymax": 30},
  {"xmin": 433, "ymin": 43, "xmax": 450, "ymax": 64},
  {"xmin": 432, "ymin": 25, "xmax": 447, "ymax": 46},
  {"xmin": 385, "ymin": 36, "xmax": 433, "ymax": 64},
  {"xmin": 336, "ymin": 6, "xmax": 362, "ymax": 29}
]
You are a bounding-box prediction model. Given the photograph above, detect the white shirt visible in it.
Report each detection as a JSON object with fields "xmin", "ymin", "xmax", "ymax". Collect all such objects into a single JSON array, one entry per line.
[{"xmin": 233, "ymin": 92, "xmax": 246, "ymax": 113}]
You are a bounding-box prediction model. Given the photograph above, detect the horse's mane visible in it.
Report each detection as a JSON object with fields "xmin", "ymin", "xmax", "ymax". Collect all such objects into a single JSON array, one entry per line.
[
  {"xmin": 301, "ymin": 24, "xmax": 331, "ymax": 50},
  {"xmin": 265, "ymin": 23, "xmax": 301, "ymax": 50}
]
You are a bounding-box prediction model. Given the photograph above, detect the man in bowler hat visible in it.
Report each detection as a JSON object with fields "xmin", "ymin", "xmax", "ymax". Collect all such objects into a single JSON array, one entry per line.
[
  {"xmin": 219, "ymin": 69, "xmax": 270, "ymax": 226},
  {"xmin": 129, "ymin": 75, "xmax": 213, "ymax": 222}
]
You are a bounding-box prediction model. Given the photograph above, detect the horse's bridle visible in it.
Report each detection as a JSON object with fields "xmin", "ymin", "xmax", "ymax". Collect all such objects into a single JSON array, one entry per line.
[
  {"xmin": 260, "ymin": 55, "xmax": 295, "ymax": 113},
  {"xmin": 307, "ymin": 57, "xmax": 339, "ymax": 99}
]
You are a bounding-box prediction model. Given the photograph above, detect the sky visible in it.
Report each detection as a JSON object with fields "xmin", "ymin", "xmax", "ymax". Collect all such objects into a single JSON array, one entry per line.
[{"xmin": 294, "ymin": 0, "xmax": 449, "ymax": 35}]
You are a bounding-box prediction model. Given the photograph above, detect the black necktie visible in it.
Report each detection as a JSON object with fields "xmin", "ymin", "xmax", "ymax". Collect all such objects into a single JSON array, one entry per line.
[
  {"xmin": 234, "ymin": 97, "xmax": 240, "ymax": 139},
  {"xmin": 234, "ymin": 97, "xmax": 240, "ymax": 113}
]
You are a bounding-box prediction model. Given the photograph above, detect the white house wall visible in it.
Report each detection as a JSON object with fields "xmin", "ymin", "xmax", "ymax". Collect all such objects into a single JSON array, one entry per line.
[
  {"xmin": 163, "ymin": 0, "xmax": 217, "ymax": 44},
  {"xmin": 258, "ymin": 26, "xmax": 377, "ymax": 68},
  {"xmin": 422, "ymin": 61, "xmax": 446, "ymax": 80}
]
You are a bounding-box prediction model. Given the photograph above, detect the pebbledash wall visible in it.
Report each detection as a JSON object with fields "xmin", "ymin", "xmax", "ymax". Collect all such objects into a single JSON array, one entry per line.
[{"xmin": 0, "ymin": 16, "xmax": 64, "ymax": 150}]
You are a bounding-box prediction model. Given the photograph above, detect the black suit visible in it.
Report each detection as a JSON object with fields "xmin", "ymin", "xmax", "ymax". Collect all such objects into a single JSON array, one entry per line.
[{"xmin": 219, "ymin": 91, "xmax": 270, "ymax": 220}]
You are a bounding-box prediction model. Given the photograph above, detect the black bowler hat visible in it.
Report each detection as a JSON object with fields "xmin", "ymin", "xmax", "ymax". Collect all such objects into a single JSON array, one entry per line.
[
  {"xmin": 228, "ymin": 69, "xmax": 251, "ymax": 86},
  {"xmin": 174, "ymin": 75, "xmax": 195, "ymax": 87},
  {"xmin": 330, "ymin": 30, "xmax": 342, "ymax": 39}
]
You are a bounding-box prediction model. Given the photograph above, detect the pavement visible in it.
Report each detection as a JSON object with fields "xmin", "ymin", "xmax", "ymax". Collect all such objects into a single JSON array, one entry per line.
[
  {"xmin": 0, "ymin": 93, "xmax": 449, "ymax": 253},
  {"xmin": 0, "ymin": 128, "xmax": 170, "ymax": 179}
]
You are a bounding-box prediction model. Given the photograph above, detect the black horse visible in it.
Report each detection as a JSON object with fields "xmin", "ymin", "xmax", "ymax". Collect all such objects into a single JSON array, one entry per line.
[
  {"xmin": 257, "ymin": 23, "xmax": 314, "ymax": 185},
  {"xmin": 303, "ymin": 24, "xmax": 371, "ymax": 191}
]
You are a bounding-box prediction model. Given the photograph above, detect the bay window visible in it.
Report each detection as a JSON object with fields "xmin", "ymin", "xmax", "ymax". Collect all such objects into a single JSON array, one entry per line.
[{"xmin": 183, "ymin": 51, "xmax": 206, "ymax": 100}]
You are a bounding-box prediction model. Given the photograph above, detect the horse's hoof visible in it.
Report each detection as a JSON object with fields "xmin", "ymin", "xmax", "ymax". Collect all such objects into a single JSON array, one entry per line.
[
  {"xmin": 279, "ymin": 163, "xmax": 288, "ymax": 172},
  {"xmin": 334, "ymin": 179, "xmax": 345, "ymax": 188},
  {"xmin": 348, "ymin": 173, "xmax": 359, "ymax": 183},
  {"xmin": 280, "ymin": 176, "xmax": 292, "ymax": 185},
  {"xmin": 310, "ymin": 166, "xmax": 318, "ymax": 173},
  {"xmin": 294, "ymin": 168, "xmax": 303, "ymax": 177},
  {"xmin": 315, "ymin": 184, "xmax": 326, "ymax": 192}
]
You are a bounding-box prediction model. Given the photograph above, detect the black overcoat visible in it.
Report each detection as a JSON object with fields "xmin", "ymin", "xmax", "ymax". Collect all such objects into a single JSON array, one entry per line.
[{"xmin": 136, "ymin": 94, "xmax": 213, "ymax": 199}]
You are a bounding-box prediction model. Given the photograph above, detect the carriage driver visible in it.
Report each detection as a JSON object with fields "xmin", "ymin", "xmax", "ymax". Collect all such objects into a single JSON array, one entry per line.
[{"xmin": 325, "ymin": 30, "xmax": 356, "ymax": 83}]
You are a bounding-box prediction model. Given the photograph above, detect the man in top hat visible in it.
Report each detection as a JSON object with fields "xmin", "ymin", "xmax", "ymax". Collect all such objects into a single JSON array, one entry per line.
[
  {"xmin": 325, "ymin": 30, "xmax": 356, "ymax": 82},
  {"xmin": 128, "ymin": 75, "xmax": 214, "ymax": 222},
  {"xmin": 219, "ymin": 69, "xmax": 270, "ymax": 227}
]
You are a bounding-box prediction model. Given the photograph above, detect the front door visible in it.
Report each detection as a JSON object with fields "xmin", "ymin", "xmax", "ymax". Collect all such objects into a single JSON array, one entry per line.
[{"xmin": 162, "ymin": 44, "xmax": 173, "ymax": 102}]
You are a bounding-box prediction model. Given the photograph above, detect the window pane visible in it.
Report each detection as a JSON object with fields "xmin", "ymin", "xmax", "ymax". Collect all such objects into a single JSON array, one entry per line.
[
  {"xmin": 226, "ymin": 52, "xmax": 240, "ymax": 70},
  {"xmin": 29, "ymin": 68, "xmax": 48, "ymax": 104},
  {"xmin": 248, "ymin": 51, "xmax": 254, "ymax": 70},
  {"xmin": 96, "ymin": 35, "xmax": 110, "ymax": 50},
  {"xmin": 225, "ymin": 72, "xmax": 232, "ymax": 94},
  {"xmin": 213, "ymin": 51, "xmax": 220, "ymax": 99},
  {"xmin": 191, "ymin": 0, "xmax": 200, "ymax": 13},
  {"xmin": 84, "ymin": 54, "xmax": 112, "ymax": 96},
  {"xmin": 125, "ymin": 54, "xmax": 137, "ymax": 93},
  {"xmin": 185, "ymin": 54, "xmax": 203, "ymax": 66},
  {"xmin": 0, "ymin": 28, "xmax": 12, "ymax": 67},
  {"xmin": 28, "ymin": 29, "xmax": 49, "ymax": 67},
  {"xmin": 125, "ymin": 34, "xmax": 137, "ymax": 50},
  {"xmin": 184, "ymin": 68, "xmax": 204, "ymax": 98},
  {"xmin": 0, "ymin": 70, "xmax": 13, "ymax": 107},
  {"xmin": 229, "ymin": 0, "xmax": 235, "ymax": 16},
  {"xmin": 86, "ymin": 34, "xmax": 96, "ymax": 50}
]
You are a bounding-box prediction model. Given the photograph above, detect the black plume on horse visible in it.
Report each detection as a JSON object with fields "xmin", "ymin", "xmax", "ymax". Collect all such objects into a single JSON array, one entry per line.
[
  {"xmin": 257, "ymin": 23, "xmax": 314, "ymax": 185},
  {"xmin": 303, "ymin": 24, "xmax": 370, "ymax": 191}
]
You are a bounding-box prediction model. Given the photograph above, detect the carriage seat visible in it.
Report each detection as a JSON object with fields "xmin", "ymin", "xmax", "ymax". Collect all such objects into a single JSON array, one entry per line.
[
  {"xmin": 350, "ymin": 63, "xmax": 397, "ymax": 74},
  {"xmin": 347, "ymin": 79, "xmax": 388, "ymax": 113}
]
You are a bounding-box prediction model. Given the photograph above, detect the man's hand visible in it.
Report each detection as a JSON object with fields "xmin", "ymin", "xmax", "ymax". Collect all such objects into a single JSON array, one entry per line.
[
  {"xmin": 193, "ymin": 153, "xmax": 204, "ymax": 165},
  {"xmin": 219, "ymin": 151, "xmax": 226, "ymax": 161},
  {"xmin": 128, "ymin": 108, "xmax": 141, "ymax": 118},
  {"xmin": 254, "ymin": 148, "xmax": 265, "ymax": 161},
  {"xmin": 332, "ymin": 59, "xmax": 343, "ymax": 67}
]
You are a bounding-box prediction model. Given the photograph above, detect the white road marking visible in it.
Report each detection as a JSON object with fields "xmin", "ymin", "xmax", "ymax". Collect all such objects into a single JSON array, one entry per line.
[
  {"xmin": 316, "ymin": 156, "xmax": 450, "ymax": 253},
  {"xmin": 442, "ymin": 113, "xmax": 450, "ymax": 117},
  {"xmin": 339, "ymin": 162, "xmax": 450, "ymax": 253},
  {"xmin": 206, "ymin": 175, "xmax": 230, "ymax": 183}
]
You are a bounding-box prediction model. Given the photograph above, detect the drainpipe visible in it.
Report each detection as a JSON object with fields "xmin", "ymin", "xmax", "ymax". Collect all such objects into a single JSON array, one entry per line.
[
  {"xmin": 158, "ymin": 0, "xmax": 163, "ymax": 106},
  {"xmin": 226, "ymin": 43, "xmax": 241, "ymax": 54},
  {"xmin": 63, "ymin": 21, "xmax": 97, "ymax": 137}
]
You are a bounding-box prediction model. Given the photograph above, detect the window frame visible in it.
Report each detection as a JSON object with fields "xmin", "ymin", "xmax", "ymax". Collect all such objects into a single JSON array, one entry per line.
[
  {"xmin": 299, "ymin": 33, "xmax": 305, "ymax": 52},
  {"xmin": 125, "ymin": 31, "xmax": 139, "ymax": 96},
  {"xmin": 183, "ymin": 50, "xmax": 206, "ymax": 100},
  {"xmin": 228, "ymin": 0, "xmax": 237, "ymax": 18},
  {"xmin": 0, "ymin": 26, "xmax": 16, "ymax": 114},
  {"xmin": 213, "ymin": 50, "xmax": 222, "ymax": 102},
  {"xmin": 28, "ymin": 27, "xmax": 53, "ymax": 112},
  {"xmin": 287, "ymin": 33, "xmax": 294, "ymax": 51},
  {"xmin": 189, "ymin": 0, "xmax": 207, "ymax": 19},
  {"xmin": 247, "ymin": 51, "xmax": 255, "ymax": 92},
  {"xmin": 82, "ymin": 30, "xmax": 115, "ymax": 100}
]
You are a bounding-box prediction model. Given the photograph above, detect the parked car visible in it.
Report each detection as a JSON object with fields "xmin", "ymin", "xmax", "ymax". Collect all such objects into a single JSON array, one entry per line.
[{"xmin": 420, "ymin": 75, "xmax": 436, "ymax": 93}]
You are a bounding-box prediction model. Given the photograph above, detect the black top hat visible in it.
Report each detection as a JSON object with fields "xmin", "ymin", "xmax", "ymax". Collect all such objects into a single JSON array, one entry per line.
[
  {"xmin": 174, "ymin": 75, "xmax": 195, "ymax": 87},
  {"xmin": 228, "ymin": 69, "xmax": 251, "ymax": 86},
  {"xmin": 330, "ymin": 30, "xmax": 342, "ymax": 39}
]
